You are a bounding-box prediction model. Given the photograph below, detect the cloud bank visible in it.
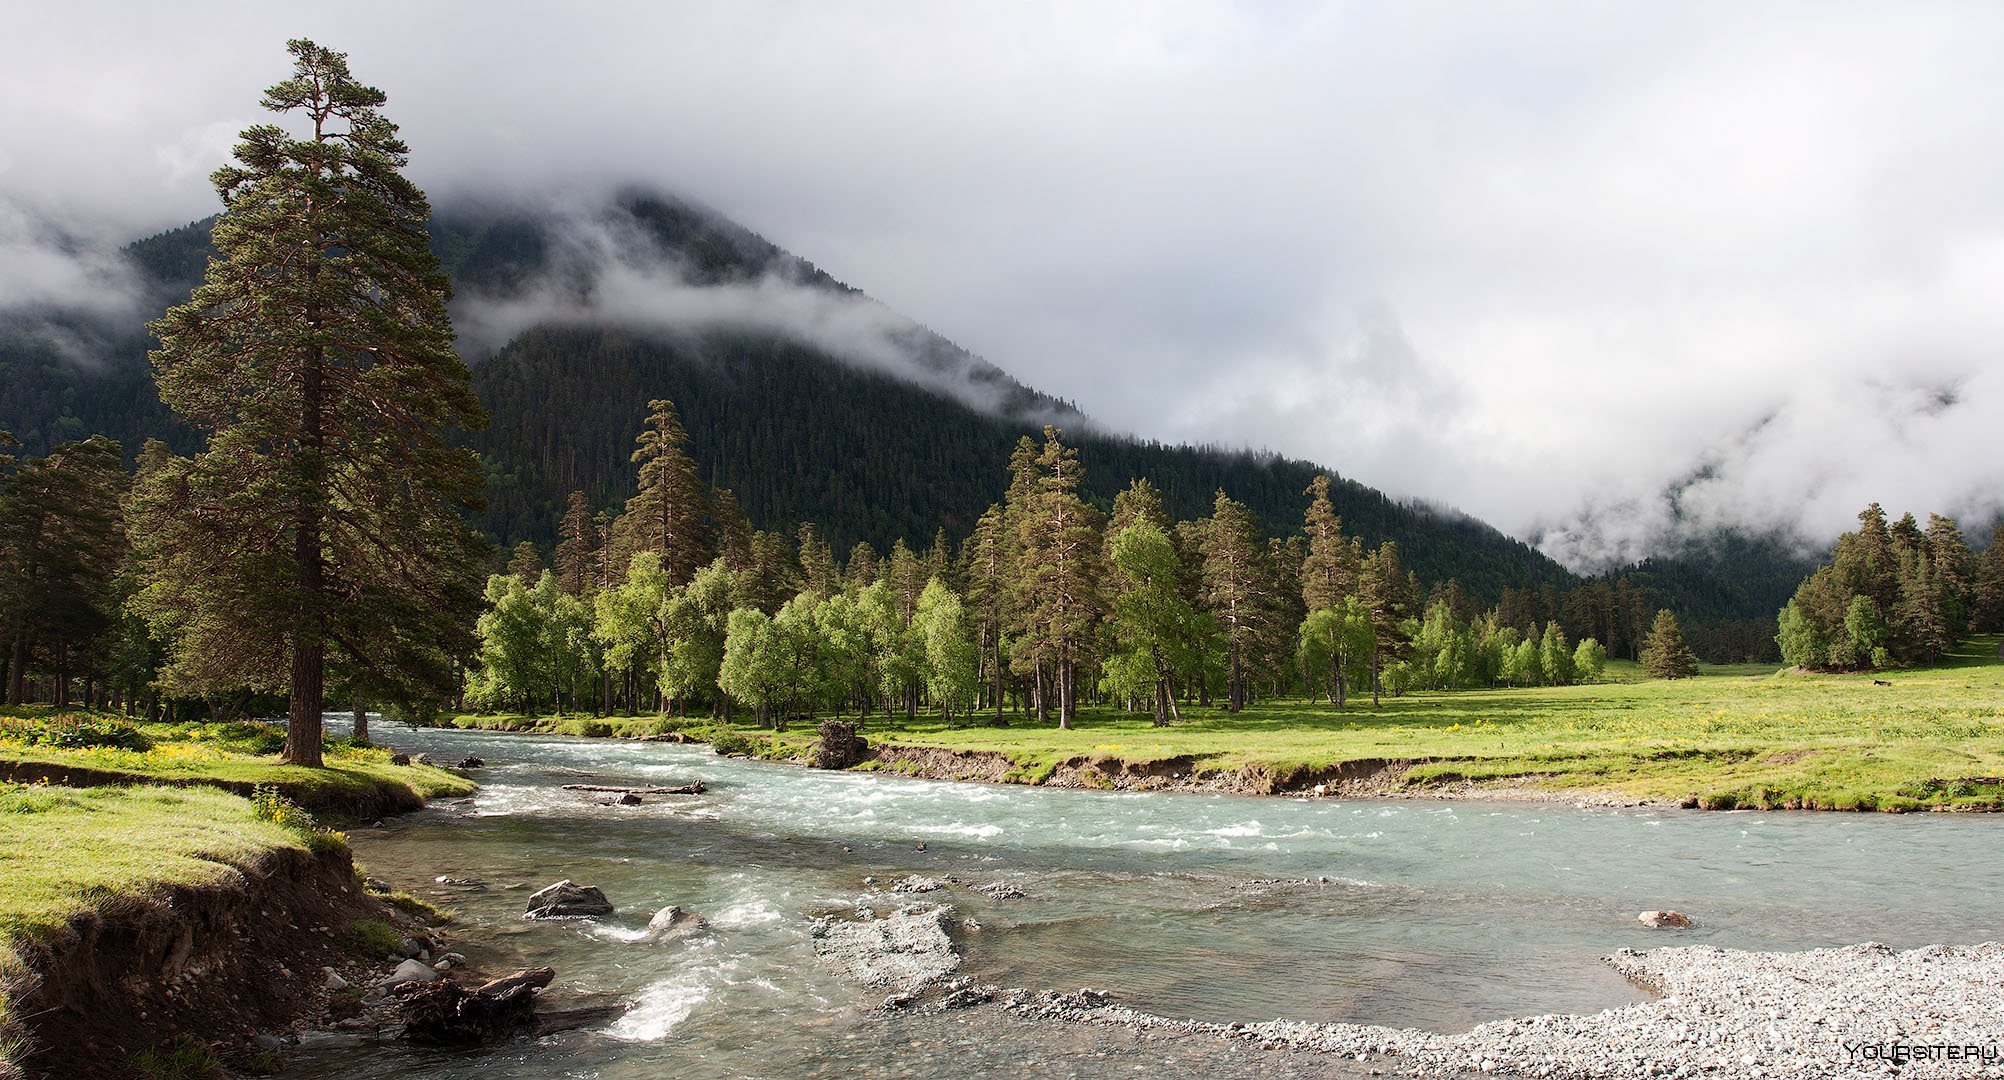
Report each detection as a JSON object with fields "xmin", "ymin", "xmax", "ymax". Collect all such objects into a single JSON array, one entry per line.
[{"xmin": 4, "ymin": 2, "xmax": 2003, "ymax": 564}]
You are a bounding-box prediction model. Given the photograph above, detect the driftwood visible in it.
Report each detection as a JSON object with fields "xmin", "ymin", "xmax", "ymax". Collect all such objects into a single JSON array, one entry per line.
[{"xmin": 562, "ymin": 782, "xmax": 707, "ymax": 795}]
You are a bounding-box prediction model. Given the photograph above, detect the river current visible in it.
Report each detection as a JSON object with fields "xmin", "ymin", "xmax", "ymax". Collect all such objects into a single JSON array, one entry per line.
[{"xmin": 286, "ymin": 720, "xmax": 2004, "ymax": 1078}]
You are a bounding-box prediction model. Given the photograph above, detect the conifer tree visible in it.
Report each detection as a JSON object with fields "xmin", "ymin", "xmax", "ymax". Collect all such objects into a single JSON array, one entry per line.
[
  {"xmin": 844, "ymin": 541, "xmax": 879, "ymax": 590},
  {"xmin": 507, "ymin": 540, "xmax": 544, "ymax": 583},
  {"xmin": 710, "ymin": 487, "xmax": 754, "ymax": 572},
  {"xmin": 0, "ymin": 435, "xmax": 127, "ymax": 707},
  {"xmin": 1640, "ymin": 609, "xmax": 1699, "ymax": 678},
  {"xmin": 134, "ymin": 41, "xmax": 487, "ymax": 764},
  {"xmin": 1013, "ymin": 428, "xmax": 1104, "ymax": 728},
  {"xmin": 796, "ymin": 523, "xmax": 838, "ymax": 600},
  {"xmin": 1975, "ymin": 524, "xmax": 2004, "ymax": 633},
  {"xmin": 1300, "ymin": 475, "xmax": 1359, "ymax": 614},
  {"xmin": 552, "ymin": 490, "xmax": 598, "ymax": 595},
  {"xmin": 961, "ymin": 503, "xmax": 1011, "ymax": 722},
  {"xmin": 1201, "ymin": 491, "xmax": 1268, "ymax": 712},
  {"xmin": 617, "ymin": 398, "xmax": 709, "ymax": 585},
  {"xmin": 1360, "ymin": 541, "xmax": 1417, "ymax": 705}
]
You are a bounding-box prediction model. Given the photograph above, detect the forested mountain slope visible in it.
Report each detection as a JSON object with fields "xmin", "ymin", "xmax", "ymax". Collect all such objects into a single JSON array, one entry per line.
[{"xmin": 1, "ymin": 188, "xmax": 1569, "ymax": 599}]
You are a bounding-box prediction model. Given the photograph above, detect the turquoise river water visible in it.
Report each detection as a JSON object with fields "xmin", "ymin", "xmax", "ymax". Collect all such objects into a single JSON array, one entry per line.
[{"xmin": 283, "ymin": 721, "xmax": 2004, "ymax": 1078}]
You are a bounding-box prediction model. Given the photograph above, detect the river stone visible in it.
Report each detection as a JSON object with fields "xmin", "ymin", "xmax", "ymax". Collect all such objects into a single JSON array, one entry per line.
[
  {"xmin": 890, "ymin": 875, "xmax": 943, "ymax": 894},
  {"xmin": 811, "ymin": 904, "xmax": 961, "ymax": 992},
  {"xmin": 642, "ymin": 905, "xmax": 707, "ymax": 941},
  {"xmin": 380, "ymin": 958, "xmax": 439, "ymax": 988},
  {"xmin": 1638, "ymin": 910, "xmax": 1694, "ymax": 929},
  {"xmin": 524, "ymin": 880, "xmax": 614, "ymax": 919},
  {"xmin": 323, "ymin": 969, "xmax": 349, "ymax": 990}
]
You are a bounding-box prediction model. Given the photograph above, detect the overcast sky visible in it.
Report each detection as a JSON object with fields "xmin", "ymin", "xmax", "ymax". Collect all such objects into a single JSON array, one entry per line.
[{"xmin": 5, "ymin": 2, "xmax": 2002, "ymax": 566}]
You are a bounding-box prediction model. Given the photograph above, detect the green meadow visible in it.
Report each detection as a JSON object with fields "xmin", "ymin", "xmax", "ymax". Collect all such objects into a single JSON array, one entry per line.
[{"xmin": 451, "ymin": 636, "xmax": 2004, "ymax": 812}]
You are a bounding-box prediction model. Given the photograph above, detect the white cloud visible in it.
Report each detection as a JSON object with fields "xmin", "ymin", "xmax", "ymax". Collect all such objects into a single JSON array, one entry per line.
[{"xmin": 3, "ymin": 2, "xmax": 2002, "ymax": 563}]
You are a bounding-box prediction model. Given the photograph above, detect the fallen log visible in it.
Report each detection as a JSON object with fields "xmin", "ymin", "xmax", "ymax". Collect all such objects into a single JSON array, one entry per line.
[{"xmin": 561, "ymin": 782, "xmax": 707, "ymax": 795}]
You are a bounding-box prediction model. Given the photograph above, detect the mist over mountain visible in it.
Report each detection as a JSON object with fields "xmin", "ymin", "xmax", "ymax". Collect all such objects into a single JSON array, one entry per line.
[{"xmin": 0, "ymin": 186, "xmax": 1573, "ymax": 603}]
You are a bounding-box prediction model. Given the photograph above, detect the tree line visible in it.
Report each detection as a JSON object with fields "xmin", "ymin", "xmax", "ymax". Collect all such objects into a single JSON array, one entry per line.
[
  {"xmin": 467, "ymin": 403, "xmax": 1720, "ymax": 728},
  {"xmin": 1777, "ymin": 504, "xmax": 2004, "ymax": 670}
]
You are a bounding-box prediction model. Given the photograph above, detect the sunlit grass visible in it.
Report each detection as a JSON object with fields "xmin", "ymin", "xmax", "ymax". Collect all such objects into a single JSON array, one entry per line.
[{"xmin": 455, "ymin": 636, "xmax": 2004, "ymax": 812}]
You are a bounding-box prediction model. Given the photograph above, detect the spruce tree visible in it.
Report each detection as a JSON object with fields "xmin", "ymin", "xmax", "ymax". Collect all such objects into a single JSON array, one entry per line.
[
  {"xmin": 1360, "ymin": 541, "xmax": 1417, "ymax": 705},
  {"xmin": 1640, "ymin": 610, "xmax": 1699, "ymax": 678},
  {"xmin": 1014, "ymin": 428, "xmax": 1104, "ymax": 728},
  {"xmin": 135, "ymin": 41, "xmax": 487, "ymax": 765},
  {"xmin": 617, "ymin": 399, "xmax": 709, "ymax": 585},
  {"xmin": 1975, "ymin": 524, "xmax": 2004, "ymax": 633},
  {"xmin": 1201, "ymin": 491, "xmax": 1268, "ymax": 712},
  {"xmin": 796, "ymin": 523, "xmax": 838, "ymax": 600},
  {"xmin": 1300, "ymin": 475, "xmax": 1358, "ymax": 614},
  {"xmin": 552, "ymin": 490, "xmax": 598, "ymax": 595}
]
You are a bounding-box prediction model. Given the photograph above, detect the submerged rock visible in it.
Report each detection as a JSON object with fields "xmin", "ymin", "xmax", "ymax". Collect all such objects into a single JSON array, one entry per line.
[
  {"xmin": 1638, "ymin": 910, "xmax": 1694, "ymax": 929},
  {"xmin": 524, "ymin": 880, "xmax": 614, "ymax": 919},
  {"xmin": 641, "ymin": 905, "xmax": 708, "ymax": 941},
  {"xmin": 812, "ymin": 903, "xmax": 961, "ymax": 993},
  {"xmin": 973, "ymin": 881, "xmax": 1027, "ymax": 900},
  {"xmin": 890, "ymin": 875, "xmax": 944, "ymax": 894}
]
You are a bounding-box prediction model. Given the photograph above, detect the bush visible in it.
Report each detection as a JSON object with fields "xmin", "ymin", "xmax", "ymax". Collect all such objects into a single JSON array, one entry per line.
[
  {"xmin": 0, "ymin": 713, "xmax": 153, "ymax": 752},
  {"xmin": 250, "ymin": 783, "xmax": 346, "ymax": 853},
  {"xmin": 710, "ymin": 730, "xmax": 754, "ymax": 756},
  {"xmin": 131, "ymin": 1035, "xmax": 222, "ymax": 1080},
  {"xmin": 348, "ymin": 918, "xmax": 404, "ymax": 958}
]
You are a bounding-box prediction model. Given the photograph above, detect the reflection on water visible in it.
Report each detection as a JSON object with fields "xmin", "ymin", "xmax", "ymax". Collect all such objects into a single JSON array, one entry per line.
[{"xmin": 288, "ymin": 719, "xmax": 2004, "ymax": 1078}]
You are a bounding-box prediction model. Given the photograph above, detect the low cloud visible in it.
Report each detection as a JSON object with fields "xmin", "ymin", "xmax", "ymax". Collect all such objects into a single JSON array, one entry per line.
[{"xmin": 449, "ymin": 196, "xmax": 1077, "ymax": 423}]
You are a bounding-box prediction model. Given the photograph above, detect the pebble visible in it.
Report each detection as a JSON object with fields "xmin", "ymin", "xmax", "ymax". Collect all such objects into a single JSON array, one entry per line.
[{"xmin": 1022, "ymin": 941, "xmax": 2004, "ymax": 1080}]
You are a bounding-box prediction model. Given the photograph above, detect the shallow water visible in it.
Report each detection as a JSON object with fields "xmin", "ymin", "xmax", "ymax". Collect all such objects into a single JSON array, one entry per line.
[{"xmin": 287, "ymin": 720, "xmax": 2004, "ymax": 1078}]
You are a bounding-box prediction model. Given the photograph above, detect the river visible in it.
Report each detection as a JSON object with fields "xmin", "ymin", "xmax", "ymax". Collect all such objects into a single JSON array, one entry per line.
[{"xmin": 285, "ymin": 721, "xmax": 2004, "ymax": 1078}]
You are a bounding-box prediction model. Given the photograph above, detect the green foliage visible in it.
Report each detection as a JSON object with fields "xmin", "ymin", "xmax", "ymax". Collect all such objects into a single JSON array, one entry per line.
[
  {"xmin": 1641, "ymin": 610, "xmax": 1699, "ymax": 679},
  {"xmin": 131, "ymin": 40, "xmax": 488, "ymax": 764},
  {"xmin": 348, "ymin": 917, "xmax": 404, "ymax": 957},
  {"xmin": 0, "ymin": 712, "xmax": 151, "ymax": 751},
  {"xmin": 1777, "ymin": 503, "xmax": 1977, "ymax": 671},
  {"xmin": 131, "ymin": 1035, "xmax": 222, "ymax": 1080},
  {"xmin": 709, "ymin": 730, "xmax": 755, "ymax": 756},
  {"xmin": 249, "ymin": 783, "xmax": 346, "ymax": 854}
]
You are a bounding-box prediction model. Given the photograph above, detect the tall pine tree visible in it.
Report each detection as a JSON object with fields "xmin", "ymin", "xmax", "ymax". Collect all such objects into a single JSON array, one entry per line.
[{"xmin": 135, "ymin": 41, "xmax": 487, "ymax": 765}]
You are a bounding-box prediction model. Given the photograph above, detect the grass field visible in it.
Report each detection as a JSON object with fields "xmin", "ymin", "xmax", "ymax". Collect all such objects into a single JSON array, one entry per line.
[
  {"xmin": 450, "ymin": 635, "xmax": 2004, "ymax": 812},
  {"xmin": 0, "ymin": 782, "xmax": 314, "ymax": 1069},
  {"xmin": 0, "ymin": 709, "xmax": 474, "ymax": 814}
]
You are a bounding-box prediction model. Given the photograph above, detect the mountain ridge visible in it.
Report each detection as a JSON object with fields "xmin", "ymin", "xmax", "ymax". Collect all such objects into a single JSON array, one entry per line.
[{"xmin": 2, "ymin": 186, "xmax": 1572, "ymax": 601}]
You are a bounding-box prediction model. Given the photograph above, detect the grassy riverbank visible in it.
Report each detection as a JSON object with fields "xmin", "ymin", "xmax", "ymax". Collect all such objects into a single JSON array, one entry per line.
[
  {"xmin": 450, "ymin": 636, "xmax": 2004, "ymax": 812},
  {"xmin": 0, "ymin": 710, "xmax": 473, "ymax": 1075},
  {"xmin": 0, "ymin": 708, "xmax": 474, "ymax": 816},
  {"xmin": 0, "ymin": 783, "xmax": 312, "ymax": 1073}
]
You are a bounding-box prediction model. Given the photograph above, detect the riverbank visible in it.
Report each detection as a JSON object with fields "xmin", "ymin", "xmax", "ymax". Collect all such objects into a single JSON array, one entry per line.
[
  {"xmin": 0, "ymin": 710, "xmax": 479, "ymax": 1078},
  {"xmin": 812, "ymin": 891, "xmax": 2002, "ymax": 1079},
  {"xmin": 0, "ymin": 710, "xmax": 474, "ymax": 818},
  {"xmin": 0, "ymin": 783, "xmax": 456, "ymax": 1079},
  {"xmin": 445, "ymin": 636, "xmax": 2004, "ymax": 812}
]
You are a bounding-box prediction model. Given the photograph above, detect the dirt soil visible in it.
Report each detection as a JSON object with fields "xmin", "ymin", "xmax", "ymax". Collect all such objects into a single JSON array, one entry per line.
[{"xmin": 8, "ymin": 845, "xmax": 416, "ymax": 1079}]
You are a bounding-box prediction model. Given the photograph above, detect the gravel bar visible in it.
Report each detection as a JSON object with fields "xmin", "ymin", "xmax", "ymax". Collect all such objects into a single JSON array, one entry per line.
[{"xmin": 1006, "ymin": 942, "xmax": 2004, "ymax": 1079}]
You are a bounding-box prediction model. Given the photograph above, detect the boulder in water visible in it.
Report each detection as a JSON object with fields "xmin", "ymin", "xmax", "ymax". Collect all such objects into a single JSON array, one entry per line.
[
  {"xmin": 524, "ymin": 880, "xmax": 614, "ymax": 919},
  {"xmin": 1638, "ymin": 910, "xmax": 1694, "ymax": 929},
  {"xmin": 641, "ymin": 905, "xmax": 708, "ymax": 941}
]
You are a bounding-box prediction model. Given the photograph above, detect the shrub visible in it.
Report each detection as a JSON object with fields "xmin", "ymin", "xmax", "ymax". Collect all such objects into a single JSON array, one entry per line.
[
  {"xmin": 348, "ymin": 918, "xmax": 404, "ymax": 958},
  {"xmin": 710, "ymin": 730, "xmax": 754, "ymax": 756},
  {"xmin": 249, "ymin": 784, "xmax": 346, "ymax": 854},
  {"xmin": 1, "ymin": 713, "xmax": 153, "ymax": 752},
  {"xmin": 131, "ymin": 1035, "xmax": 222, "ymax": 1080}
]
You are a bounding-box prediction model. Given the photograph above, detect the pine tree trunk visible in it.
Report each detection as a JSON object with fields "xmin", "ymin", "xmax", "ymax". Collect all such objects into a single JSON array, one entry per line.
[
  {"xmin": 286, "ymin": 333, "xmax": 328, "ymax": 768},
  {"xmin": 352, "ymin": 702, "xmax": 370, "ymax": 742},
  {"xmin": 1057, "ymin": 656, "xmax": 1073, "ymax": 729},
  {"xmin": 6, "ymin": 634, "xmax": 25, "ymax": 706}
]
